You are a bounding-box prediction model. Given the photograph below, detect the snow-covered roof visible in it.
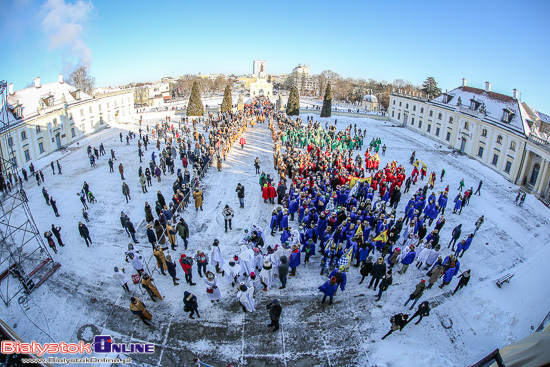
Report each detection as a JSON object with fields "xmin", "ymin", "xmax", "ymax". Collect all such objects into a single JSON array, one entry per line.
[
  {"xmin": 537, "ymin": 111, "xmax": 550, "ymax": 124},
  {"xmin": 7, "ymin": 81, "xmax": 92, "ymax": 121},
  {"xmin": 431, "ymin": 86, "xmax": 528, "ymax": 136},
  {"xmin": 362, "ymin": 94, "xmax": 378, "ymax": 103}
]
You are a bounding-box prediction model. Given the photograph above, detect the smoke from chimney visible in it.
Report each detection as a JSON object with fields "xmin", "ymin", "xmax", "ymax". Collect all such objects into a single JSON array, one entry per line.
[{"xmin": 42, "ymin": 0, "xmax": 94, "ymax": 75}]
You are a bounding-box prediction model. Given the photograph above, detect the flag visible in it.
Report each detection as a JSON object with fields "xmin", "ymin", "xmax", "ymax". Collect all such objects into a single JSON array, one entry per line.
[
  {"xmin": 324, "ymin": 238, "xmax": 333, "ymax": 252},
  {"xmin": 373, "ymin": 230, "xmax": 388, "ymax": 243},
  {"xmin": 372, "ymin": 153, "xmax": 380, "ymax": 162},
  {"xmin": 355, "ymin": 223, "xmax": 362, "ymax": 237},
  {"xmin": 337, "ymin": 246, "xmax": 354, "ymax": 271},
  {"xmin": 349, "ymin": 176, "xmax": 361, "ymax": 188},
  {"xmin": 421, "ymin": 161, "xmax": 427, "ymax": 171},
  {"xmin": 349, "ymin": 181, "xmax": 361, "ymax": 198}
]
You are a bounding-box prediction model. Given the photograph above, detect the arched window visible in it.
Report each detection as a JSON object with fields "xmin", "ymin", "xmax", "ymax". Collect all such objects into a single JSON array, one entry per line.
[
  {"xmin": 497, "ymin": 135, "xmax": 503, "ymax": 144},
  {"xmin": 510, "ymin": 141, "xmax": 516, "ymax": 151}
]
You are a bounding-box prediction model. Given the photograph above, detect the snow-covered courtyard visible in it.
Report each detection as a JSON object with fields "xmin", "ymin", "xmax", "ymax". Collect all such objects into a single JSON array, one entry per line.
[{"xmin": 2, "ymin": 109, "xmax": 550, "ymax": 367}]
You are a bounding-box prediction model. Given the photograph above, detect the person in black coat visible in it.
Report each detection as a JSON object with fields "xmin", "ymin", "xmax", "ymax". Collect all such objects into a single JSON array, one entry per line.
[
  {"xmin": 266, "ymin": 299, "xmax": 282, "ymax": 332},
  {"xmin": 368, "ymin": 257, "xmax": 387, "ymax": 291},
  {"xmin": 42, "ymin": 187, "xmax": 50, "ymax": 205},
  {"xmin": 236, "ymin": 183, "xmax": 245, "ymax": 208},
  {"xmin": 50, "ymin": 197, "xmax": 60, "ymax": 217},
  {"xmin": 51, "ymin": 225, "xmax": 65, "ymax": 247},
  {"xmin": 389, "ymin": 218, "xmax": 403, "ymax": 239},
  {"xmin": 375, "ymin": 269, "xmax": 393, "ymax": 301},
  {"xmin": 183, "ymin": 291, "xmax": 200, "ymax": 319},
  {"xmin": 389, "ymin": 187, "xmax": 402, "ymax": 209},
  {"xmin": 381, "ymin": 313, "xmax": 409, "ymax": 340},
  {"xmin": 407, "ymin": 301, "xmax": 430, "ymax": 325},
  {"xmin": 78, "ymin": 222, "xmax": 92, "ymax": 247},
  {"xmin": 165, "ymin": 255, "xmax": 180, "ymax": 285},
  {"xmin": 359, "ymin": 256, "xmax": 373, "ymax": 284},
  {"xmin": 278, "ymin": 256, "xmax": 289, "ymax": 289},
  {"xmin": 418, "ymin": 223, "xmax": 428, "ymax": 241},
  {"xmin": 157, "ymin": 191, "xmax": 166, "ymax": 208},
  {"xmin": 249, "ymin": 231, "xmax": 264, "ymax": 248},
  {"xmin": 146, "ymin": 224, "xmax": 157, "ymax": 250},
  {"xmin": 126, "ymin": 219, "xmax": 138, "ymax": 243},
  {"xmin": 452, "ymin": 269, "xmax": 471, "ymax": 295},
  {"xmin": 448, "ymin": 224, "xmax": 462, "ymax": 250},
  {"xmin": 276, "ymin": 183, "xmax": 287, "ymax": 205}
]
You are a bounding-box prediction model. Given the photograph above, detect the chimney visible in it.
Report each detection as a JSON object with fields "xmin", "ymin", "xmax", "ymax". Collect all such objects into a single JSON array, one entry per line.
[
  {"xmin": 34, "ymin": 77, "xmax": 40, "ymax": 88},
  {"xmin": 8, "ymin": 83, "xmax": 14, "ymax": 95},
  {"xmin": 462, "ymin": 78, "xmax": 467, "ymax": 87},
  {"xmin": 513, "ymin": 89, "xmax": 519, "ymax": 100},
  {"xmin": 485, "ymin": 82, "xmax": 491, "ymax": 93},
  {"xmin": 58, "ymin": 74, "xmax": 64, "ymax": 84}
]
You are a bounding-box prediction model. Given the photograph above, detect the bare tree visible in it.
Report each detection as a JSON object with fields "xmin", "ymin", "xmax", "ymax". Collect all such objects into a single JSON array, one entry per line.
[
  {"xmin": 67, "ymin": 66, "xmax": 95, "ymax": 95},
  {"xmin": 213, "ymin": 75, "xmax": 227, "ymax": 94}
]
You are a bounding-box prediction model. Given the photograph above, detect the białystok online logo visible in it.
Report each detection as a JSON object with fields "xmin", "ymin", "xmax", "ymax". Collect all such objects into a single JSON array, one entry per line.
[
  {"xmin": 1, "ymin": 336, "xmax": 155, "ymax": 356},
  {"xmin": 92, "ymin": 335, "xmax": 154, "ymax": 354}
]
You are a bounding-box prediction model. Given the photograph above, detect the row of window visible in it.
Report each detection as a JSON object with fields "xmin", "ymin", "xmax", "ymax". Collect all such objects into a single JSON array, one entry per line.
[
  {"xmin": 393, "ymin": 105, "xmax": 518, "ymax": 153},
  {"xmin": 476, "ymin": 147, "xmax": 513, "ymax": 173},
  {"xmin": 393, "ymin": 100, "xmax": 425, "ymax": 114},
  {"xmin": 392, "ymin": 98, "xmax": 517, "ymax": 176},
  {"xmin": 19, "ymin": 127, "xmax": 77, "ymax": 162},
  {"xmin": 78, "ymin": 98, "xmax": 130, "ymax": 117}
]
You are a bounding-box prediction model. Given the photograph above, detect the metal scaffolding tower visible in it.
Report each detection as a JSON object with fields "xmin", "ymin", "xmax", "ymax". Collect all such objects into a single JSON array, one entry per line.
[{"xmin": 0, "ymin": 80, "xmax": 60, "ymax": 306}]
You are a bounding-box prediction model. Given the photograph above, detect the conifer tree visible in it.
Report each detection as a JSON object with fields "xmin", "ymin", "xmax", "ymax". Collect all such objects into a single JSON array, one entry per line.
[
  {"xmin": 286, "ymin": 86, "xmax": 300, "ymax": 116},
  {"xmin": 221, "ymin": 85, "xmax": 232, "ymax": 113},
  {"xmin": 421, "ymin": 77, "xmax": 442, "ymax": 100},
  {"xmin": 320, "ymin": 83, "xmax": 332, "ymax": 117},
  {"xmin": 187, "ymin": 80, "xmax": 204, "ymax": 116}
]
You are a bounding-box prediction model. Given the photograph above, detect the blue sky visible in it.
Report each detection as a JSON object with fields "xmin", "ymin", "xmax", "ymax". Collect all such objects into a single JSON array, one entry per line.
[{"xmin": 1, "ymin": 0, "xmax": 549, "ymax": 112}]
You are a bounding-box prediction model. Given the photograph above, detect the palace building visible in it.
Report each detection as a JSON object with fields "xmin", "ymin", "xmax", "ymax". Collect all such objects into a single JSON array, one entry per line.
[
  {"xmin": 2, "ymin": 75, "xmax": 134, "ymax": 169},
  {"xmin": 389, "ymin": 79, "xmax": 550, "ymax": 200}
]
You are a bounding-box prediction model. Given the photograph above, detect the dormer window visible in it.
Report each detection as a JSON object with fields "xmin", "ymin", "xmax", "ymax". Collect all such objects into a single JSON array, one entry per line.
[
  {"xmin": 70, "ymin": 90, "xmax": 81, "ymax": 100},
  {"xmin": 502, "ymin": 108, "xmax": 515, "ymax": 123},
  {"xmin": 469, "ymin": 97, "xmax": 481, "ymax": 111},
  {"xmin": 443, "ymin": 94, "xmax": 454, "ymax": 103},
  {"xmin": 42, "ymin": 95, "xmax": 54, "ymax": 108},
  {"xmin": 12, "ymin": 103, "xmax": 23, "ymax": 119}
]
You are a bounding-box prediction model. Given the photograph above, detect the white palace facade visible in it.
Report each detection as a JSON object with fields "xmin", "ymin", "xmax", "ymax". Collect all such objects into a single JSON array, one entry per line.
[
  {"xmin": 2, "ymin": 75, "xmax": 134, "ymax": 169},
  {"xmin": 389, "ymin": 79, "xmax": 550, "ymax": 200}
]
